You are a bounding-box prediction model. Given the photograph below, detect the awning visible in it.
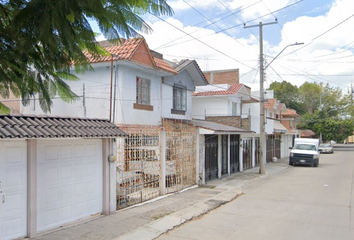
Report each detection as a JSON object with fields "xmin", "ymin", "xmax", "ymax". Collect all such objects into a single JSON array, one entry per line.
[
  {"xmin": 0, "ymin": 114, "xmax": 127, "ymax": 139},
  {"xmin": 191, "ymin": 119, "xmax": 254, "ymax": 134},
  {"xmin": 273, "ymin": 121, "xmax": 288, "ymax": 133}
]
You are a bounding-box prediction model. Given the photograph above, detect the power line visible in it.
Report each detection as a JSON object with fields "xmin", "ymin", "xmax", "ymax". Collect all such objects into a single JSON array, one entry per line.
[
  {"xmin": 281, "ymin": 13, "xmax": 354, "ymax": 58},
  {"xmin": 154, "ymin": 1, "xmax": 261, "ymax": 51},
  {"xmin": 153, "ymin": 0, "xmax": 303, "ymax": 53},
  {"xmin": 150, "ymin": 14, "xmax": 257, "ymax": 71},
  {"xmin": 312, "ymin": 13, "xmax": 354, "ymax": 42}
]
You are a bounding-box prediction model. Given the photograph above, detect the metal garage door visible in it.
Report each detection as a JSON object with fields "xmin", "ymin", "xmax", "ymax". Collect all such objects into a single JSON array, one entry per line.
[
  {"xmin": 0, "ymin": 141, "xmax": 27, "ymax": 240},
  {"xmin": 37, "ymin": 139, "xmax": 102, "ymax": 232}
]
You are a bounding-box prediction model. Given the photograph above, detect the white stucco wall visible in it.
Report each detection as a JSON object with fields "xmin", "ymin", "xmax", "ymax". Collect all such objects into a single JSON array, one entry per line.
[
  {"xmin": 21, "ymin": 62, "xmax": 166, "ymax": 126},
  {"xmin": 21, "ymin": 64, "xmax": 112, "ymax": 118},
  {"xmin": 192, "ymin": 96, "xmax": 240, "ymax": 120},
  {"xmin": 192, "ymin": 97, "xmax": 227, "ymax": 119},
  {"xmin": 281, "ymin": 134, "xmax": 293, "ymax": 158},
  {"xmin": 115, "ymin": 65, "xmax": 162, "ymax": 125},
  {"xmin": 161, "ymin": 84, "xmax": 192, "ymax": 120},
  {"xmin": 243, "ymin": 102, "xmax": 260, "ymax": 134},
  {"xmin": 242, "ymin": 102, "xmax": 275, "ymax": 135}
]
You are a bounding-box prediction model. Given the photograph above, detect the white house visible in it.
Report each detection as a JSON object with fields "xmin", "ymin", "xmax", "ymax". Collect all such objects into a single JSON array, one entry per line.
[
  {"xmin": 250, "ymin": 90, "xmax": 297, "ymax": 161},
  {"xmin": 191, "ymin": 69, "xmax": 259, "ymax": 178},
  {"xmin": 21, "ymin": 38, "xmax": 211, "ymax": 208}
]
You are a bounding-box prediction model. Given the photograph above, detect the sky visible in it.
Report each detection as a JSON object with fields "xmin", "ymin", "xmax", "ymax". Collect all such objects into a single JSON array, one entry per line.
[{"xmin": 95, "ymin": 0, "xmax": 354, "ymax": 94}]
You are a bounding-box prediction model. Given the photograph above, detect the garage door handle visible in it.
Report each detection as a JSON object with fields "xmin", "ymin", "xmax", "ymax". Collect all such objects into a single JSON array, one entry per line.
[{"xmin": 2, "ymin": 195, "xmax": 4, "ymax": 203}]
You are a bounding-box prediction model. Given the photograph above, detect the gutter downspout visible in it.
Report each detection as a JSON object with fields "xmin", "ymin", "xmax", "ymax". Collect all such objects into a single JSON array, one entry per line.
[
  {"xmin": 112, "ymin": 58, "xmax": 118, "ymax": 123},
  {"xmin": 240, "ymin": 97, "xmax": 243, "ymax": 128},
  {"xmin": 109, "ymin": 55, "xmax": 114, "ymax": 122}
]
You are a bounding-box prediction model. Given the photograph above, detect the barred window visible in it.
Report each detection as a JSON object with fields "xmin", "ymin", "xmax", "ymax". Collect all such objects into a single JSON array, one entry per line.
[
  {"xmin": 136, "ymin": 77, "xmax": 151, "ymax": 105},
  {"xmin": 173, "ymin": 85, "xmax": 186, "ymax": 111}
]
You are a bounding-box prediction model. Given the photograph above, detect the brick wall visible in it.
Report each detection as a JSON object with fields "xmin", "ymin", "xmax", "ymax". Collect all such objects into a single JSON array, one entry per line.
[
  {"xmin": 203, "ymin": 69, "xmax": 239, "ymax": 85},
  {"xmin": 206, "ymin": 116, "xmax": 249, "ymax": 130}
]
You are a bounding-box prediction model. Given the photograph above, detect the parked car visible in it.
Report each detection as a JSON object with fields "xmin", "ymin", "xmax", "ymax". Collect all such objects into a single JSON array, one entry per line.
[
  {"xmin": 318, "ymin": 143, "xmax": 334, "ymax": 154},
  {"xmin": 289, "ymin": 138, "xmax": 320, "ymax": 167}
]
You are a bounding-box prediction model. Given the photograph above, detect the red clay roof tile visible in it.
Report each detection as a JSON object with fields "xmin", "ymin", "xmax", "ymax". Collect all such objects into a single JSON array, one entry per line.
[
  {"xmin": 154, "ymin": 57, "xmax": 178, "ymax": 74},
  {"xmin": 84, "ymin": 38, "xmax": 176, "ymax": 74},
  {"xmin": 282, "ymin": 108, "xmax": 300, "ymax": 117},
  {"xmin": 193, "ymin": 82, "xmax": 244, "ymax": 96},
  {"xmin": 264, "ymin": 98, "xmax": 276, "ymax": 109}
]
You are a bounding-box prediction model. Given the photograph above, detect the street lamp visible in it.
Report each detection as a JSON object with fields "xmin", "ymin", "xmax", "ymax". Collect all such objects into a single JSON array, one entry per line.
[
  {"xmin": 264, "ymin": 42, "xmax": 304, "ymax": 70},
  {"xmin": 259, "ymin": 42, "xmax": 304, "ymax": 174}
]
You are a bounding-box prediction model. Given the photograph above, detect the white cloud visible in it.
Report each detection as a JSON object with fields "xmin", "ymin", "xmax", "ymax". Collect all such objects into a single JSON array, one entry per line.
[
  {"xmin": 168, "ymin": 0, "xmax": 228, "ymax": 11},
  {"xmin": 142, "ymin": 0, "xmax": 354, "ymax": 93},
  {"xmin": 231, "ymin": 0, "xmax": 292, "ymax": 22}
]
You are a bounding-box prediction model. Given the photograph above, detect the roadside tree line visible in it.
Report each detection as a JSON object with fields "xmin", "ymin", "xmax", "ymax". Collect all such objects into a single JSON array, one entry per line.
[{"xmin": 269, "ymin": 81, "xmax": 354, "ymax": 143}]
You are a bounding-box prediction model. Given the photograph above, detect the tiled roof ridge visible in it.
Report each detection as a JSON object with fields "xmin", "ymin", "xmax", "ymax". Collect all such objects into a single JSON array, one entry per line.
[
  {"xmin": 282, "ymin": 108, "xmax": 300, "ymax": 117},
  {"xmin": 154, "ymin": 57, "xmax": 178, "ymax": 74},
  {"xmin": 264, "ymin": 98, "xmax": 277, "ymax": 109},
  {"xmin": 0, "ymin": 114, "xmax": 126, "ymax": 139},
  {"xmin": 193, "ymin": 82, "xmax": 244, "ymax": 96},
  {"xmin": 174, "ymin": 59, "xmax": 208, "ymax": 84},
  {"xmin": 83, "ymin": 37, "xmax": 176, "ymax": 74},
  {"xmin": 0, "ymin": 113, "xmax": 109, "ymax": 121}
]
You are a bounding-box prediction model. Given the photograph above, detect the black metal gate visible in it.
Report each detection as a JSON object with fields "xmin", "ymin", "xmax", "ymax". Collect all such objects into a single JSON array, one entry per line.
[
  {"xmin": 221, "ymin": 135, "xmax": 228, "ymax": 176},
  {"xmin": 255, "ymin": 137, "xmax": 260, "ymax": 166},
  {"xmin": 266, "ymin": 137, "xmax": 273, "ymax": 162},
  {"xmin": 274, "ymin": 137, "xmax": 281, "ymax": 159},
  {"xmin": 242, "ymin": 138, "xmax": 252, "ymax": 170},
  {"xmin": 230, "ymin": 135, "xmax": 240, "ymax": 173},
  {"xmin": 205, "ymin": 135, "xmax": 218, "ymax": 181}
]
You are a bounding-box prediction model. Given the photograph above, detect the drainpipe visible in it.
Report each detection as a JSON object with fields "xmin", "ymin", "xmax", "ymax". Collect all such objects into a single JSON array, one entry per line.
[
  {"xmin": 112, "ymin": 57, "xmax": 118, "ymax": 123},
  {"xmin": 109, "ymin": 55, "xmax": 113, "ymax": 122},
  {"xmin": 240, "ymin": 97, "xmax": 243, "ymax": 128}
]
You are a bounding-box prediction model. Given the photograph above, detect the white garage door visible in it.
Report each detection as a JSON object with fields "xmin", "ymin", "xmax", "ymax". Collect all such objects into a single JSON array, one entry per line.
[
  {"xmin": 0, "ymin": 141, "xmax": 27, "ymax": 240},
  {"xmin": 37, "ymin": 139, "xmax": 102, "ymax": 232}
]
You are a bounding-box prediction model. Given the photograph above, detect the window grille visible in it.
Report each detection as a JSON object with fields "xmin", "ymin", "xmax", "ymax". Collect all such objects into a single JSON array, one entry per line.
[
  {"xmin": 136, "ymin": 77, "xmax": 151, "ymax": 105},
  {"xmin": 173, "ymin": 85, "xmax": 186, "ymax": 111}
]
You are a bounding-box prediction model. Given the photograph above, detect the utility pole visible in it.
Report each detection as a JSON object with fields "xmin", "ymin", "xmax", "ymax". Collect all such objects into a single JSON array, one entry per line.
[{"xmin": 244, "ymin": 21, "xmax": 277, "ymax": 174}]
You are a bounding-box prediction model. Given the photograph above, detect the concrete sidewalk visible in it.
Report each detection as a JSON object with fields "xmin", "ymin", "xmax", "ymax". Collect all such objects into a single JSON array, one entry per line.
[{"xmin": 32, "ymin": 158, "xmax": 290, "ymax": 240}]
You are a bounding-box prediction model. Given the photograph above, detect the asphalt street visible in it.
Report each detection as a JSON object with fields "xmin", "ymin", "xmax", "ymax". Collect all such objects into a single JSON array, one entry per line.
[{"xmin": 158, "ymin": 145, "xmax": 354, "ymax": 240}]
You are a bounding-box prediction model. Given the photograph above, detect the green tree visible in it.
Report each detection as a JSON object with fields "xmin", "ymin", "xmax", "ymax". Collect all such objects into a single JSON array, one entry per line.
[
  {"xmin": 340, "ymin": 91, "xmax": 354, "ymax": 118},
  {"xmin": 268, "ymin": 81, "xmax": 305, "ymax": 114},
  {"xmin": 298, "ymin": 82, "xmax": 321, "ymax": 114},
  {"xmin": 297, "ymin": 111, "xmax": 353, "ymax": 143},
  {"xmin": 298, "ymin": 82, "xmax": 344, "ymax": 115},
  {"xmin": 0, "ymin": 0, "xmax": 173, "ymax": 113}
]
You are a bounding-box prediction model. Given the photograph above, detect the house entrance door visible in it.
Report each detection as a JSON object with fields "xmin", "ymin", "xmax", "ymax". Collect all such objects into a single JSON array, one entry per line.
[
  {"xmin": 221, "ymin": 135, "xmax": 228, "ymax": 176},
  {"xmin": 205, "ymin": 135, "xmax": 218, "ymax": 182},
  {"xmin": 230, "ymin": 135, "xmax": 240, "ymax": 173},
  {"xmin": 242, "ymin": 138, "xmax": 252, "ymax": 170},
  {"xmin": 255, "ymin": 137, "xmax": 260, "ymax": 166}
]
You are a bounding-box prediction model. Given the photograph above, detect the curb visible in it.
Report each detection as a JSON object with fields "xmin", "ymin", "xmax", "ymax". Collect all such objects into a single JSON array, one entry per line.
[{"xmin": 115, "ymin": 188, "xmax": 243, "ymax": 240}]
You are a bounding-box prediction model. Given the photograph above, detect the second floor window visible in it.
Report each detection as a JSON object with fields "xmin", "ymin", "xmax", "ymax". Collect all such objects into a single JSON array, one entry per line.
[
  {"xmin": 136, "ymin": 77, "xmax": 150, "ymax": 105},
  {"xmin": 173, "ymin": 85, "xmax": 186, "ymax": 111}
]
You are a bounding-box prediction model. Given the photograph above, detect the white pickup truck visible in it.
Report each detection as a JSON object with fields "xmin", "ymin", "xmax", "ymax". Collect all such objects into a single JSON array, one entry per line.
[{"xmin": 289, "ymin": 138, "xmax": 320, "ymax": 167}]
